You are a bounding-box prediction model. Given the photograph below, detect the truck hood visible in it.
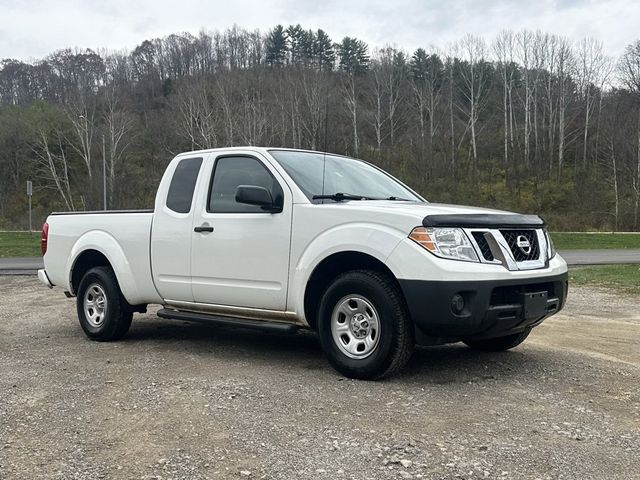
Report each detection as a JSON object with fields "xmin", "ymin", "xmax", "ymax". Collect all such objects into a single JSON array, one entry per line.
[
  {"xmin": 319, "ymin": 200, "xmax": 544, "ymax": 232},
  {"xmin": 354, "ymin": 201, "xmax": 515, "ymax": 217}
]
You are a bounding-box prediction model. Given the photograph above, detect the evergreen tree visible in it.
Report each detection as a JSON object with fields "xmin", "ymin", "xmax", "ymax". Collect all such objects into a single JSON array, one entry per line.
[
  {"xmin": 314, "ymin": 29, "xmax": 335, "ymax": 71},
  {"xmin": 299, "ymin": 29, "xmax": 316, "ymax": 66},
  {"xmin": 266, "ymin": 25, "xmax": 288, "ymax": 67},
  {"xmin": 286, "ymin": 24, "xmax": 305, "ymax": 65},
  {"xmin": 336, "ymin": 37, "xmax": 369, "ymax": 75},
  {"xmin": 410, "ymin": 48, "xmax": 443, "ymax": 86},
  {"xmin": 410, "ymin": 48, "xmax": 429, "ymax": 82}
]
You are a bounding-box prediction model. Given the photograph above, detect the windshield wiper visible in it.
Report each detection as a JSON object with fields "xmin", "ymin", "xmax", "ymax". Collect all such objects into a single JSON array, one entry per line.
[
  {"xmin": 312, "ymin": 193, "xmax": 415, "ymax": 202},
  {"xmin": 384, "ymin": 196, "xmax": 413, "ymax": 201},
  {"xmin": 312, "ymin": 192, "xmax": 374, "ymax": 201}
]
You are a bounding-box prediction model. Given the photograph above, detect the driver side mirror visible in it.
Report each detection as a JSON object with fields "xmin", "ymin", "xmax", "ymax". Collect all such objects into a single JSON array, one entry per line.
[{"xmin": 235, "ymin": 185, "xmax": 282, "ymax": 212}]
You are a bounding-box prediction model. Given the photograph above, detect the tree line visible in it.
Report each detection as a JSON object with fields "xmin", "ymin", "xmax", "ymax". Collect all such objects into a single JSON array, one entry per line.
[{"xmin": 1, "ymin": 25, "xmax": 639, "ymax": 230}]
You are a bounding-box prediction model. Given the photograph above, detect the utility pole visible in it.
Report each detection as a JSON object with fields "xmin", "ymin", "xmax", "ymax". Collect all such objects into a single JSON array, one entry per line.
[
  {"xmin": 26, "ymin": 180, "xmax": 33, "ymax": 231},
  {"xmin": 102, "ymin": 134, "xmax": 107, "ymax": 210}
]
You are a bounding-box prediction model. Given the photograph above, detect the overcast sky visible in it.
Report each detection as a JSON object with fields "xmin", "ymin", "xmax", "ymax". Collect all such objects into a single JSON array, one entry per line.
[{"xmin": 1, "ymin": 0, "xmax": 638, "ymax": 61}]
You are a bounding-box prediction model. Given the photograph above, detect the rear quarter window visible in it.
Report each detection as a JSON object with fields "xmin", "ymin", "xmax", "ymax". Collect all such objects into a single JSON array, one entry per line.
[{"xmin": 166, "ymin": 157, "xmax": 203, "ymax": 213}]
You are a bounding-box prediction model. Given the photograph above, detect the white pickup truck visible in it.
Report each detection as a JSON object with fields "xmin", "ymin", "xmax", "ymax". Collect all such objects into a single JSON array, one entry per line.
[{"xmin": 39, "ymin": 147, "xmax": 568, "ymax": 379}]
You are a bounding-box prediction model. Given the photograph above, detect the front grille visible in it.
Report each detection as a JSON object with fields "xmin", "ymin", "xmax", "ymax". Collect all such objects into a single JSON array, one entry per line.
[
  {"xmin": 472, "ymin": 232, "xmax": 494, "ymax": 261},
  {"xmin": 500, "ymin": 229, "xmax": 540, "ymax": 262}
]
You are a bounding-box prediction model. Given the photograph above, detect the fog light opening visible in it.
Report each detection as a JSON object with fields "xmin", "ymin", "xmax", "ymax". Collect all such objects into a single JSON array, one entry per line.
[{"xmin": 451, "ymin": 294, "xmax": 465, "ymax": 315}]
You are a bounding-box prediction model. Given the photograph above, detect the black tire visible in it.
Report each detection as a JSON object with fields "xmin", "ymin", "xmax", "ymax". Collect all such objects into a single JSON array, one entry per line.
[
  {"xmin": 463, "ymin": 329, "xmax": 531, "ymax": 352},
  {"xmin": 317, "ymin": 270, "xmax": 414, "ymax": 380},
  {"xmin": 76, "ymin": 266, "xmax": 133, "ymax": 341}
]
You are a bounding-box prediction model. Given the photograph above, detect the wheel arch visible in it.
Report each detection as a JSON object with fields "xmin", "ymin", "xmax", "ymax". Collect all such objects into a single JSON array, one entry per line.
[
  {"xmin": 303, "ymin": 250, "xmax": 405, "ymax": 330},
  {"xmin": 71, "ymin": 249, "xmax": 112, "ymax": 294}
]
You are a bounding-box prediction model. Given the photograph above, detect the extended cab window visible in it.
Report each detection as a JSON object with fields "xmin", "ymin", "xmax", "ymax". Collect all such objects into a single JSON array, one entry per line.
[
  {"xmin": 166, "ymin": 157, "xmax": 203, "ymax": 213},
  {"xmin": 208, "ymin": 156, "xmax": 283, "ymax": 213}
]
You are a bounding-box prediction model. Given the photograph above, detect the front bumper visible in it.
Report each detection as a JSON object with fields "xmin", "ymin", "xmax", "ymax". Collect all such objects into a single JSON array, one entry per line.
[{"xmin": 399, "ymin": 272, "xmax": 568, "ymax": 345}]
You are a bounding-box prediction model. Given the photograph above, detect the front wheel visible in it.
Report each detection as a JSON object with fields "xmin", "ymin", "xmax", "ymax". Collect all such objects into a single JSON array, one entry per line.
[
  {"xmin": 463, "ymin": 329, "xmax": 531, "ymax": 352},
  {"xmin": 76, "ymin": 266, "xmax": 133, "ymax": 341},
  {"xmin": 317, "ymin": 270, "xmax": 414, "ymax": 380}
]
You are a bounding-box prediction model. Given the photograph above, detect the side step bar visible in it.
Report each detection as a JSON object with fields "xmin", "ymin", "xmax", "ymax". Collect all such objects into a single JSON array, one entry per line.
[{"xmin": 157, "ymin": 308, "xmax": 300, "ymax": 334}]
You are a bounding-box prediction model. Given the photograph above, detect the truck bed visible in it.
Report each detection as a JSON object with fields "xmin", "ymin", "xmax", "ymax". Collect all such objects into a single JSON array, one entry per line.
[{"xmin": 44, "ymin": 210, "xmax": 159, "ymax": 305}]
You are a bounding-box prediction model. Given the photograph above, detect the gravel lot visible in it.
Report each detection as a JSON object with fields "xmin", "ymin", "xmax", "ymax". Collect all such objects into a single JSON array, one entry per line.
[{"xmin": 1, "ymin": 276, "xmax": 639, "ymax": 480}]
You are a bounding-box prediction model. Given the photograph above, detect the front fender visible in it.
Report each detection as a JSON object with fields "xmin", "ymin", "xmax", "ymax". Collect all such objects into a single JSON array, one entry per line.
[
  {"xmin": 66, "ymin": 230, "xmax": 141, "ymax": 304},
  {"xmin": 288, "ymin": 222, "xmax": 407, "ymax": 321}
]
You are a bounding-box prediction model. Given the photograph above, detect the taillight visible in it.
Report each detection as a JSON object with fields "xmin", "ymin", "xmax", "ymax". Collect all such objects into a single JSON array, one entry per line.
[{"xmin": 41, "ymin": 222, "xmax": 49, "ymax": 256}]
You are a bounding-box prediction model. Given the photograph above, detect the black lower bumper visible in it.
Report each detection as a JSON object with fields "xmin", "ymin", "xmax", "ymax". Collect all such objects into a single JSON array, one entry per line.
[{"xmin": 399, "ymin": 272, "xmax": 568, "ymax": 345}]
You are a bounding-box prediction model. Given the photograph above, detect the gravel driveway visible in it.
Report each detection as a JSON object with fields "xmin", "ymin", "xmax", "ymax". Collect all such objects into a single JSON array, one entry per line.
[{"xmin": 0, "ymin": 276, "xmax": 638, "ymax": 479}]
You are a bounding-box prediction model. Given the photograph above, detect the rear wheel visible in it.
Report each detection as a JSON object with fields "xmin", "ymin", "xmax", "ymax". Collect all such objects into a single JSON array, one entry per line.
[
  {"xmin": 76, "ymin": 266, "xmax": 132, "ymax": 341},
  {"xmin": 317, "ymin": 270, "xmax": 414, "ymax": 380},
  {"xmin": 463, "ymin": 329, "xmax": 531, "ymax": 352}
]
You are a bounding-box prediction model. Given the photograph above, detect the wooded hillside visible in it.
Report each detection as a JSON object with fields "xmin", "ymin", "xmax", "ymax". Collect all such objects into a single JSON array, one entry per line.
[{"xmin": 1, "ymin": 26, "xmax": 639, "ymax": 230}]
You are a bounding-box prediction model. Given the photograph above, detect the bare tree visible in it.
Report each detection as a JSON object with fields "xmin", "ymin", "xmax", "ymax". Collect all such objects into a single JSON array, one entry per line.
[
  {"xmin": 531, "ymin": 31, "xmax": 548, "ymax": 166},
  {"xmin": 555, "ymin": 37, "xmax": 574, "ymax": 173},
  {"xmin": 445, "ymin": 53, "xmax": 456, "ymax": 171},
  {"xmin": 516, "ymin": 30, "xmax": 534, "ymax": 167},
  {"xmin": 64, "ymin": 95, "xmax": 96, "ymax": 179},
  {"xmin": 453, "ymin": 35, "xmax": 489, "ymax": 174},
  {"xmin": 493, "ymin": 31, "xmax": 516, "ymax": 166},
  {"xmin": 34, "ymin": 129, "xmax": 75, "ymax": 211},
  {"xmin": 602, "ymin": 137, "xmax": 620, "ymax": 230},
  {"xmin": 173, "ymin": 79, "xmax": 218, "ymax": 150},
  {"xmin": 341, "ymin": 73, "xmax": 360, "ymax": 155},
  {"xmin": 369, "ymin": 60, "xmax": 386, "ymax": 154},
  {"xmin": 216, "ymin": 73, "xmax": 236, "ymax": 145},
  {"xmin": 103, "ymin": 89, "xmax": 135, "ymax": 207},
  {"xmin": 409, "ymin": 47, "xmax": 443, "ymax": 176},
  {"xmin": 298, "ymin": 70, "xmax": 327, "ymax": 150},
  {"xmin": 377, "ymin": 47, "xmax": 406, "ymax": 147},
  {"xmin": 237, "ymin": 71, "xmax": 269, "ymax": 145},
  {"xmin": 575, "ymin": 38, "xmax": 612, "ymax": 168},
  {"xmin": 541, "ymin": 34, "xmax": 559, "ymax": 172}
]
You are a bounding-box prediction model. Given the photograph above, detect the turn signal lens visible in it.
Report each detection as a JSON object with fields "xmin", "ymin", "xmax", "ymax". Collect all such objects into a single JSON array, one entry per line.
[{"xmin": 409, "ymin": 227, "xmax": 437, "ymax": 252}]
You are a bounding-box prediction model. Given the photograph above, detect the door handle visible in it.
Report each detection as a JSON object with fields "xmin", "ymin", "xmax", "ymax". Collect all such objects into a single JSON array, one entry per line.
[{"xmin": 194, "ymin": 225, "xmax": 214, "ymax": 233}]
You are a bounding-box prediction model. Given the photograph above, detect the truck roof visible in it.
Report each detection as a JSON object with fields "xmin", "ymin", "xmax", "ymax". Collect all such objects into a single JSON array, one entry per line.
[{"xmin": 175, "ymin": 146, "xmax": 345, "ymax": 158}]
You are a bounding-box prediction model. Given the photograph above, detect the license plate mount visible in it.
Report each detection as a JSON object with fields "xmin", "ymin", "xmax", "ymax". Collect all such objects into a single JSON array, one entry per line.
[{"xmin": 522, "ymin": 291, "xmax": 548, "ymax": 319}]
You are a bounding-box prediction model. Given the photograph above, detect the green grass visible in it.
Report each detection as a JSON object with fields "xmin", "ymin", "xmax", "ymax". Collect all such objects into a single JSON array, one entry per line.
[
  {"xmin": 551, "ymin": 233, "xmax": 640, "ymax": 250},
  {"xmin": 0, "ymin": 231, "xmax": 41, "ymax": 258},
  {"xmin": 569, "ymin": 264, "xmax": 640, "ymax": 294}
]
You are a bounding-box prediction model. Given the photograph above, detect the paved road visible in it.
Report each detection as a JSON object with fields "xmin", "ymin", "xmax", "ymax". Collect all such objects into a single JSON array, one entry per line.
[
  {"xmin": 559, "ymin": 249, "xmax": 640, "ymax": 265},
  {"xmin": 0, "ymin": 257, "xmax": 43, "ymax": 275},
  {"xmin": 2, "ymin": 250, "xmax": 640, "ymax": 275}
]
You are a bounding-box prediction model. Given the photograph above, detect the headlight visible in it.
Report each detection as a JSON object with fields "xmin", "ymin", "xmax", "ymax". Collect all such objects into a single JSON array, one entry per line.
[
  {"xmin": 409, "ymin": 227, "xmax": 479, "ymax": 262},
  {"xmin": 545, "ymin": 230, "xmax": 556, "ymax": 259}
]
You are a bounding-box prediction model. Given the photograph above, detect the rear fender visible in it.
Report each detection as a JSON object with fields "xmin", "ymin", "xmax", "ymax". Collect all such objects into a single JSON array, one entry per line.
[{"xmin": 66, "ymin": 230, "xmax": 140, "ymax": 304}]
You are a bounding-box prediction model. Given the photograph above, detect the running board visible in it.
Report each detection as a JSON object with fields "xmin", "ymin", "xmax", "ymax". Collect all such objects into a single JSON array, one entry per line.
[{"xmin": 157, "ymin": 308, "xmax": 300, "ymax": 334}]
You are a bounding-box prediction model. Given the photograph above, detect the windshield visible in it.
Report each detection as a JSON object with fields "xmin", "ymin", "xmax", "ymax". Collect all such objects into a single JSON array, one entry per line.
[{"xmin": 269, "ymin": 150, "xmax": 423, "ymax": 203}]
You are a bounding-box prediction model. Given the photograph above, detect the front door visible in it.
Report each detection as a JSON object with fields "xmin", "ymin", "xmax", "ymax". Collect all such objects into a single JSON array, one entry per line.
[{"xmin": 190, "ymin": 153, "xmax": 292, "ymax": 311}]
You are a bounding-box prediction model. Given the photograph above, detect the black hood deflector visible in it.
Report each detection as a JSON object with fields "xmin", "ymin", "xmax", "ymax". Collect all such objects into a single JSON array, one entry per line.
[{"xmin": 422, "ymin": 213, "xmax": 545, "ymax": 229}]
